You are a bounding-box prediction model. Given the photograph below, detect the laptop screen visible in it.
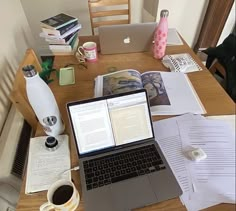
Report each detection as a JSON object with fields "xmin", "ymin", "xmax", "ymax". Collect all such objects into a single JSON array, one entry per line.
[{"xmin": 67, "ymin": 90, "xmax": 154, "ymax": 155}]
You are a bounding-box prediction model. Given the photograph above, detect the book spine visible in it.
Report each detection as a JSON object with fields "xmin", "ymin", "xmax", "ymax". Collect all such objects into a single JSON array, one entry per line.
[
  {"xmin": 50, "ymin": 50, "xmax": 73, "ymax": 54},
  {"xmin": 49, "ymin": 45, "xmax": 72, "ymax": 52},
  {"xmin": 49, "ymin": 36, "xmax": 78, "ymax": 52},
  {"xmin": 61, "ymin": 25, "xmax": 81, "ymax": 39},
  {"xmin": 58, "ymin": 21, "xmax": 78, "ymax": 35},
  {"xmin": 46, "ymin": 39, "xmax": 66, "ymax": 44},
  {"xmin": 55, "ymin": 19, "xmax": 77, "ymax": 30},
  {"xmin": 65, "ymin": 30, "xmax": 78, "ymax": 42},
  {"xmin": 42, "ymin": 28, "xmax": 61, "ymax": 37},
  {"xmin": 71, "ymin": 36, "xmax": 79, "ymax": 51}
]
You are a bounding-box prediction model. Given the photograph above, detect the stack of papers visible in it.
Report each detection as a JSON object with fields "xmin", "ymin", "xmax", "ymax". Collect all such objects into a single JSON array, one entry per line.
[{"xmin": 153, "ymin": 114, "xmax": 235, "ymax": 211}]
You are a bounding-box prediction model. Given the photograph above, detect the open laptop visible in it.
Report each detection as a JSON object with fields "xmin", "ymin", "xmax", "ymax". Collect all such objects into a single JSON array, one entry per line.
[
  {"xmin": 67, "ymin": 89, "xmax": 182, "ymax": 211},
  {"xmin": 99, "ymin": 22, "xmax": 156, "ymax": 54}
]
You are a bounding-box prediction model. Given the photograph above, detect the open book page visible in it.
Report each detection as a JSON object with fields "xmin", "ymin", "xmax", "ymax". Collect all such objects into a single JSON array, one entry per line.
[
  {"xmin": 94, "ymin": 69, "xmax": 143, "ymax": 97},
  {"xmin": 141, "ymin": 71, "xmax": 206, "ymax": 115},
  {"xmin": 25, "ymin": 135, "xmax": 71, "ymax": 194},
  {"xmin": 94, "ymin": 69, "xmax": 205, "ymax": 115}
]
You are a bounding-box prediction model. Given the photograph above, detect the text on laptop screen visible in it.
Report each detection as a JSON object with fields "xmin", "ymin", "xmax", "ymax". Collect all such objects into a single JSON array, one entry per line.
[{"xmin": 68, "ymin": 92, "xmax": 153, "ymax": 154}]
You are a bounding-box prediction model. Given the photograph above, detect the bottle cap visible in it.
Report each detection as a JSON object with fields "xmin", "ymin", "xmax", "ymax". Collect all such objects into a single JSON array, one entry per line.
[
  {"xmin": 22, "ymin": 65, "xmax": 37, "ymax": 77},
  {"xmin": 160, "ymin": 9, "xmax": 169, "ymax": 18},
  {"xmin": 45, "ymin": 136, "xmax": 59, "ymax": 151}
]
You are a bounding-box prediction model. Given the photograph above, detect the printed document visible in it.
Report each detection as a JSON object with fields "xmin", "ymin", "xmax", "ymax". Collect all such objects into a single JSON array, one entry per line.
[
  {"xmin": 206, "ymin": 115, "xmax": 235, "ymax": 134},
  {"xmin": 25, "ymin": 135, "xmax": 71, "ymax": 194},
  {"xmin": 178, "ymin": 119, "xmax": 236, "ymax": 203},
  {"xmin": 153, "ymin": 114, "xmax": 222, "ymax": 211}
]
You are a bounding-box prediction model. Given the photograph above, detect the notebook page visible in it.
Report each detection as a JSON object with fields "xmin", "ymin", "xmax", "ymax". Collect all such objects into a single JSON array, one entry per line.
[{"xmin": 25, "ymin": 135, "xmax": 71, "ymax": 194}]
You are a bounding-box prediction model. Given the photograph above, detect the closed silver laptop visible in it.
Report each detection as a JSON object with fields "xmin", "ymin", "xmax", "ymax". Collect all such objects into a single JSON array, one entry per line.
[
  {"xmin": 67, "ymin": 89, "xmax": 182, "ymax": 211},
  {"xmin": 99, "ymin": 23, "xmax": 157, "ymax": 54}
]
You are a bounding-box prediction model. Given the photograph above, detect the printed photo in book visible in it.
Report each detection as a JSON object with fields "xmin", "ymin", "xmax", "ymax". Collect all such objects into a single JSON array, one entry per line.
[{"xmin": 95, "ymin": 69, "xmax": 206, "ymax": 115}]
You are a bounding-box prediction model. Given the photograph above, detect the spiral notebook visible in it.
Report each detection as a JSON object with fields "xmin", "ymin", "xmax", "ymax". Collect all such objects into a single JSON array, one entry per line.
[{"xmin": 162, "ymin": 53, "xmax": 202, "ymax": 73}]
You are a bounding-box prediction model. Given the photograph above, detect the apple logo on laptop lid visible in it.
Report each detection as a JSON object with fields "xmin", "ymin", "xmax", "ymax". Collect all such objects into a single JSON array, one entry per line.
[{"xmin": 123, "ymin": 37, "xmax": 130, "ymax": 44}]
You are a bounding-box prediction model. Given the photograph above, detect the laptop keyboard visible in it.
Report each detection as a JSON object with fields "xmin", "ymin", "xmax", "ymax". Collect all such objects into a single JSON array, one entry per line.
[{"xmin": 83, "ymin": 144, "xmax": 166, "ymax": 190}]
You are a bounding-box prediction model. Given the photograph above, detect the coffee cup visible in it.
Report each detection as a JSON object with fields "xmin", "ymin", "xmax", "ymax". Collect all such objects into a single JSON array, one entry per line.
[
  {"xmin": 40, "ymin": 179, "xmax": 80, "ymax": 211},
  {"xmin": 77, "ymin": 41, "xmax": 98, "ymax": 62}
]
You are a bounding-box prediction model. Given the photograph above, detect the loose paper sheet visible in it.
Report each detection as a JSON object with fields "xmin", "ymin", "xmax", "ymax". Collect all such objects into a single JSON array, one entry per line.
[
  {"xmin": 153, "ymin": 114, "xmax": 222, "ymax": 211},
  {"xmin": 25, "ymin": 135, "xmax": 71, "ymax": 194},
  {"xmin": 206, "ymin": 115, "xmax": 235, "ymax": 135},
  {"xmin": 178, "ymin": 119, "xmax": 236, "ymax": 203}
]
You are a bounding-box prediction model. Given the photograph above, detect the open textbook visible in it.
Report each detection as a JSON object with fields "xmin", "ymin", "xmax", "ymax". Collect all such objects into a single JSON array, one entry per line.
[{"xmin": 94, "ymin": 69, "xmax": 206, "ymax": 115}]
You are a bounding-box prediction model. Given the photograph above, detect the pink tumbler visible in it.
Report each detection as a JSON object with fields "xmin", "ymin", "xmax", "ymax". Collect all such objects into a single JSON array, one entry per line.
[{"xmin": 153, "ymin": 9, "xmax": 169, "ymax": 59}]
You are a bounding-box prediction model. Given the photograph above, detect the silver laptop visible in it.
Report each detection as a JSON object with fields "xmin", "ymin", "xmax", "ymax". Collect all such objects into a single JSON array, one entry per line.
[
  {"xmin": 99, "ymin": 23, "xmax": 156, "ymax": 54},
  {"xmin": 67, "ymin": 89, "xmax": 182, "ymax": 211}
]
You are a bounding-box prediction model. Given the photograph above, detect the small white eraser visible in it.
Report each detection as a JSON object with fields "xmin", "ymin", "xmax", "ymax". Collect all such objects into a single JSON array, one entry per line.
[{"xmin": 187, "ymin": 148, "xmax": 207, "ymax": 161}]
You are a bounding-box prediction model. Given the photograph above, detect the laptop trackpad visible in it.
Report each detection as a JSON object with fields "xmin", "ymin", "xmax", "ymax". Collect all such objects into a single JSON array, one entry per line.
[{"xmin": 111, "ymin": 176, "xmax": 157, "ymax": 210}]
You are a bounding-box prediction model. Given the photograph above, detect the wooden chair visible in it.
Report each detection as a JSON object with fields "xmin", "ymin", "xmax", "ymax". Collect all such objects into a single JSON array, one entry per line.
[
  {"xmin": 9, "ymin": 49, "xmax": 42, "ymax": 133},
  {"xmin": 88, "ymin": 0, "xmax": 131, "ymax": 35},
  {"xmin": 208, "ymin": 59, "xmax": 226, "ymax": 79}
]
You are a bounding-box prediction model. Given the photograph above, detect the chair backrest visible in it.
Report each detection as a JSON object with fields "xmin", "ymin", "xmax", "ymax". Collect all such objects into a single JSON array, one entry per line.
[
  {"xmin": 9, "ymin": 49, "xmax": 42, "ymax": 132},
  {"xmin": 209, "ymin": 59, "xmax": 226, "ymax": 79},
  {"xmin": 88, "ymin": 0, "xmax": 131, "ymax": 35}
]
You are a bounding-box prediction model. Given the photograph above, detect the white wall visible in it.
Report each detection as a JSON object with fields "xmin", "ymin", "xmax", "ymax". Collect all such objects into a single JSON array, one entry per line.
[
  {"xmin": 20, "ymin": 0, "xmax": 92, "ymax": 55},
  {"xmin": 0, "ymin": 0, "xmax": 35, "ymax": 136},
  {"xmin": 20, "ymin": 0, "xmax": 143, "ymax": 55},
  {"xmin": 0, "ymin": 0, "xmax": 35, "ymax": 203},
  {"xmin": 142, "ymin": 0, "xmax": 159, "ymax": 22},
  {"xmin": 0, "ymin": 0, "xmax": 35, "ymax": 131},
  {"xmin": 157, "ymin": 0, "xmax": 209, "ymax": 47},
  {"xmin": 217, "ymin": 1, "xmax": 235, "ymax": 45}
]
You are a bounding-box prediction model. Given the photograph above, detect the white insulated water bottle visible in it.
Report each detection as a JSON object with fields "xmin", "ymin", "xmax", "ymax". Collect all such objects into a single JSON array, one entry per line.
[{"xmin": 22, "ymin": 65, "xmax": 65, "ymax": 136}]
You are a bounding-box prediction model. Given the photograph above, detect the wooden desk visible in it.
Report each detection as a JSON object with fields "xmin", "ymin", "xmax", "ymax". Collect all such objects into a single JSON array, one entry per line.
[{"xmin": 16, "ymin": 36, "xmax": 235, "ymax": 211}]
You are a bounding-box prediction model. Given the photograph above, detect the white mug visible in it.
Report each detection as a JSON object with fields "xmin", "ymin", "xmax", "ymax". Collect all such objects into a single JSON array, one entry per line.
[
  {"xmin": 40, "ymin": 179, "xmax": 80, "ymax": 211},
  {"xmin": 78, "ymin": 41, "xmax": 98, "ymax": 62}
]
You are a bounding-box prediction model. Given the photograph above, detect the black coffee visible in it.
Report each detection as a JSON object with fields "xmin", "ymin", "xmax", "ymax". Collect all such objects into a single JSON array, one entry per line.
[{"xmin": 52, "ymin": 185, "xmax": 73, "ymax": 205}]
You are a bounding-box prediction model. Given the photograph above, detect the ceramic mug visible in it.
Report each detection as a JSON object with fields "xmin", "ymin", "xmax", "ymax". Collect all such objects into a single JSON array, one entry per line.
[
  {"xmin": 40, "ymin": 179, "xmax": 80, "ymax": 211},
  {"xmin": 78, "ymin": 41, "xmax": 98, "ymax": 62}
]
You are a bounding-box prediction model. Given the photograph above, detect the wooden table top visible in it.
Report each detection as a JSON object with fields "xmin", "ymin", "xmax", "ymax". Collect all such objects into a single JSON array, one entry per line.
[{"xmin": 16, "ymin": 36, "xmax": 235, "ymax": 211}]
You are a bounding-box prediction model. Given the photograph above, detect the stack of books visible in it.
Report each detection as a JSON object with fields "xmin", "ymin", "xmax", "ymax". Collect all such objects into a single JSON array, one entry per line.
[{"xmin": 39, "ymin": 13, "xmax": 81, "ymax": 55}]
